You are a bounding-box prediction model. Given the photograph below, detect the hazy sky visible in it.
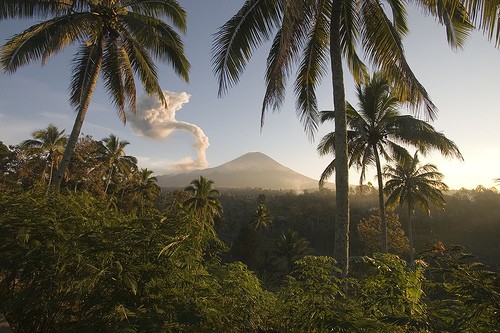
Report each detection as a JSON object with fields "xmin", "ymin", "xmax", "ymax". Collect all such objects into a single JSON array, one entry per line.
[{"xmin": 0, "ymin": 2, "xmax": 499, "ymax": 190}]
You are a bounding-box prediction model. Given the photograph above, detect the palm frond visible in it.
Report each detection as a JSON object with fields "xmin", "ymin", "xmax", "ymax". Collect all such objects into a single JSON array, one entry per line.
[
  {"xmin": 117, "ymin": 43, "xmax": 137, "ymax": 115},
  {"xmin": 40, "ymin": 13, "xmax": 97, "ymax": 64},
  {"xmin": 384, "ymin": 141, "xmax": 411, "ymax": 163},
  {"xmin": 0, "ymin": 0, "xmax": 72, "ymax": 20},
  {"xmin": 319, "ymin": 110, "xmax": 336, "ymax": 123},
  {"xmin": 390, "ymin": 116, "xmax": 463, "ymax": 160},
  {"xmin": 346, "ymin": 101, "xmax": 368, "ymax": 130},
  {"xmin": 442, "ymin": 1, "xmax": 475, "ymax": 49},
  {"xmin": 361, "ymin": 0, "xmax": 437, "ymax": 119},
  {"xmin": 122, "ymin": 11, "xmax": 190, "ymax": 82},
  {"xmin": 211, "ymin": 0, "xmax": 282, "ymax": 96},
  {"xmin": 102, "ymin": 39, "xmax": 126, "ymax": 123},
  {"xmin": 262, "ymin": 0, "xmax": 318, "ymax": 135},
  {"xmin": 341, "ymin": 0, "xmax": 368, "ymax": 82},
  {"xmin": 1, "ymin": 14, "xmax": 89, "ymax": 72},
  {"xmin": 414, "ymin": 0, "xmax": 474, "ymax": 50},
  {"xmin": 319, "ymin": 159, "xmax": 336, "ymax": 188},
  {"xmin": 467, "ymin": 0, "xmax": 500, "ymax": 46},
  {"xmin": 357, "ymin": 143, "xmax": 375, "ymax": 184},
  {"xmin": 69, "ymin": 38, "xmax": 104, "ymax": 110},
  {"xmin": 127, "ymin": 0, "xmax": 187, "ymax": 32},
  {"xmin": 293, "ymin": 0, "xmax": 330, "ymax": 138},
  {"xmin": 123, "ymin": 36, "xmax": 165, "ymax": 108},
  {"xmin": 386, "ymin": 0, "xmax": 409, "ymax": 36},
  {"xmin": 317, "ymin": 132, "xmax": 336, "ymax": 156},
  {"xmin": 261, "ymin": 30, "xmax": 290, "ymax": 125}
]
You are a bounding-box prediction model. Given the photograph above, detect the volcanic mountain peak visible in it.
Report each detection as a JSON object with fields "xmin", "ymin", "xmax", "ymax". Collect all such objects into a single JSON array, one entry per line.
[
  {"xmin": 157, "ymin": 152, "xmax": 327, "ymax": 190},
  {"xmin": 215, "ymin": 152, "xmax": 292, "ymax": 172}
]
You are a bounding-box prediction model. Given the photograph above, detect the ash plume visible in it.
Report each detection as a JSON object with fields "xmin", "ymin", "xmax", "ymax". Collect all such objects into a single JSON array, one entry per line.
[{"xmin": 129, "ymin": 91, "xmax": 209, "ymax": 171}]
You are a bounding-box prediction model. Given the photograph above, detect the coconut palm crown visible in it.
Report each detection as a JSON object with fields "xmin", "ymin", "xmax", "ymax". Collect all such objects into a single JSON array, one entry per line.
[
  {"xmin": 183, "ymin": 176, "xmax": 223, "ymax": 223},
  {"xmin": 1, "ymin": 0, "xmax": 190, "ymax": 188},
  {"xmin": 383, "ymin": 151, "xmax": 449, "ymax": 261},
  {"xmin": 21, "ymin": 124, "xmax": 67, "ymax": 186},
  {"xmin": 98, "ymin": 134, "xmax": 137, "ymax": 195}
]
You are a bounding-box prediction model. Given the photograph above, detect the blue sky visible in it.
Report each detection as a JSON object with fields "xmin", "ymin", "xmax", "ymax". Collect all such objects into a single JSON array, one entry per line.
[{"xmin": 0, "ymin": 1, "xmax": 499, "ymax": 190}]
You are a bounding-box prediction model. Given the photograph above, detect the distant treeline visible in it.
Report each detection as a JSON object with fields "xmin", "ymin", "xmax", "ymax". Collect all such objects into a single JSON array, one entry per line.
[{"xmin": 203, "ymin": 186, "xmax": 500, "ymax": 272}]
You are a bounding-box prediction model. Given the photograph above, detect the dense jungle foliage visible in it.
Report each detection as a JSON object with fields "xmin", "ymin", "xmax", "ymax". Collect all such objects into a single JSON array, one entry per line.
[{"xmin": 1, "ymin": 185, "xmax": 499, "ymax": 332}]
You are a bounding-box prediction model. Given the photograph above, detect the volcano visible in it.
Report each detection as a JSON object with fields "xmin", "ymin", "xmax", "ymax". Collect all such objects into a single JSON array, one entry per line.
[{"xmin": 156, "ymin": 152, "xmax": 330, "ymax": 190}]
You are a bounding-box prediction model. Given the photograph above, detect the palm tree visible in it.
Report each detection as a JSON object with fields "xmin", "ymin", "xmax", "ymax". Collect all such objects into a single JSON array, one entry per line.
[
  {"xmin": 183, "ymin": 176, "xmax": 223, "ymax": 226},
  {"xmin": 270, "ymin": 229, "xmax": 314, "ymax": 277},
  {"xmin": 317, "ymin": 72, "xmax": 462, "ymax": 253},
  {"xmin": 134, "ymin": 168, "xmax": 161, "ymax": 214},
  {"xmin": 1, "ymin": 0, "xmax": 190, "ymax": 188},
  {"xmin": 251, "ymin": 203, "xmax": 273, "ymax": 230},
  {"xmin": 211, "ymin": 0, "xmax": 493, "ymax": 276},
  {"xmin": 21, "ymin": 124, "xmax": 67, "ymax": 186},
  {"xmin": 98, "ymin": 134, "xmax": 137, "ymax": 195},
  {"xmin": 383, "ymin": 152, "xmax": 449, "ymax": 261}
]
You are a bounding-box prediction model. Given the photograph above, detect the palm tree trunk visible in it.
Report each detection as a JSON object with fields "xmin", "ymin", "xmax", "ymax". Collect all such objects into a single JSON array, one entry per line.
[
  {"xmin": 330, "ymin": 0, "xmax": 350, "ymax": 277},
  {"xmin": 48, "ymin": 159, "xmax": 54, "ymax": 187},
  {"xmin": 104, "ymin": 166, "xmax": 113, "ymax": 195},
  {"xmin": 46, "ymin": 158, "xmax": 55, "ymax": 194},
  {"xmin": 51, "ymin": 44, "xmax": 104, "ymax": 190},
  {"xmin": 373, "ymin": 144, "xmax": 388, "ymax": 253},
  {"xmin": 408, "ymin": 203, "xmax": 414, "ymax": 262},
  {"xmin": 41, "ymin": 160, "xmax": 48, "ymax": 184}
]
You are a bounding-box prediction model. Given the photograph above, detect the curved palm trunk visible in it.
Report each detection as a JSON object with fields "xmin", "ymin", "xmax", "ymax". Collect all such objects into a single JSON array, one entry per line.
[
  {"xmin": 331, "ymin": 0, "xmax": 350, "ymax": 277},
  {"xmin": 373, "ymin": 144, "xmax": 388, "ymax": 253},
  {"xmin": 51, "ymin": 45, "xmax": 104, "ymax": 190},
  {"xmin": 408, "ymin": 203, "xmax": 414, "ymax": 262}
]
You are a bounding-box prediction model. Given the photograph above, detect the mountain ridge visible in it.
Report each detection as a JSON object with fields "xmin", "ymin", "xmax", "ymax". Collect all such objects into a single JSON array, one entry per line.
[{"xmin": 157, "ymin": 152, "xmax": 331, "ymax": 190}]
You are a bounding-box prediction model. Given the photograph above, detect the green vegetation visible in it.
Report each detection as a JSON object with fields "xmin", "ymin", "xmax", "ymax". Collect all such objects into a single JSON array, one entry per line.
[
  {"xmin": 1, "ymin": 184, "xmax": 499, "ymax": 332},
  {"xmin": 0, "ymin": 134, "xmax": 159, "ymax": 215}
]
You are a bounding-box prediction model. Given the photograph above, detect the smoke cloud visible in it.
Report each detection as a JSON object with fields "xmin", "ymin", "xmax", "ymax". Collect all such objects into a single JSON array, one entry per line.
[{"xmin": 129, "ymin": 91, "xmax": 209, "ymax": 171}]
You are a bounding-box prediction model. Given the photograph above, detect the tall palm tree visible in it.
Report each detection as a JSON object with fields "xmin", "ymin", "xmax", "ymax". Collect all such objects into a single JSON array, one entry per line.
[
  {"xmin": 21, "ymin": 124, "xmax": 67, "ymax": 186},
  {"xmin": 211, "ymin": 0, "xmax": 494, "ymax": 276},
  {"xmin": 383, "ymin": 152, "xmax": 449, "ymax": 261},
  {"xmin": 1, "ymin": 0, "xmax": 190, "ymax": 188},
  {"xmin": 183, "ymin": 176, "xmax": 223, "ymax": 226},
  {"xmin": 98, "ymin": 134, "xmax": 137, "ymax": 195},
  {"xmin": 317, "ymin": 72, "xmax": 462, "ymax": 253}
]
